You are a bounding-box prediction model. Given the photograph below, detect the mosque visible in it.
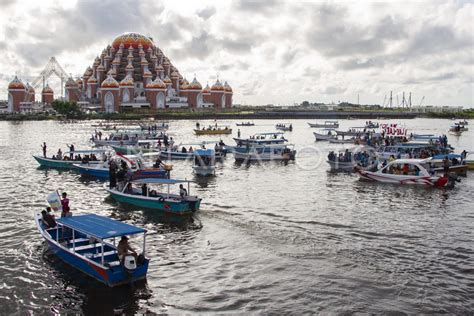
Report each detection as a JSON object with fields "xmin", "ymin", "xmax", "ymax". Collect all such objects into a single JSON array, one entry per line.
[{"xmin": 6, "ymin": 32, "xmax": 233, "ymax": 112}]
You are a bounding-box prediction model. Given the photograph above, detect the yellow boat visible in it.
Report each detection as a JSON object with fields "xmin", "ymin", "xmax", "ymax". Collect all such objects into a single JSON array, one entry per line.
[{"xmin": 194, "ymin": 128, "xmax": 232, "ymax": 135}]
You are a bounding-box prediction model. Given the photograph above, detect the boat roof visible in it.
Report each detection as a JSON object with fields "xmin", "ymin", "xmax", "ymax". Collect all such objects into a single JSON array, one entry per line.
[
  {"xmin": 325, "ymin": 120, "xmax": 338, "ymax": 123},
  {"xmin": 254, "ymin": 132, "xmax": 284, "ymax": 136},
  {"xmin": 131, "ymin": 178, "xmax": 192, "ymax": 185},
  {"xmin": 391, "ymin": 158, "xmax": 431, "ymax": 164},
  {"xmin": 195, "ymin": 149, "xmax": 215, "ymax": 155},
  {"xmin": 57, "ymin": 214, "xmax": 145, "ymax": 239}
]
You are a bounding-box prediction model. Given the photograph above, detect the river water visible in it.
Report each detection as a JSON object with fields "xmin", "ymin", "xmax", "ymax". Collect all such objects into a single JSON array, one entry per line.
[{"xmin": 0, "ymin": 118, "xmax": 472, "ymax": 314}]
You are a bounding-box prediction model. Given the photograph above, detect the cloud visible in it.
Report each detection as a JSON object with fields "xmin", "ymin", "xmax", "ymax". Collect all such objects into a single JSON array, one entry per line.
[
  {"xmin": 233, "ymin": 0, "xmax": 282, "ymax": 14},
  {"xmin": 197, "ymin": 7, "xmax": 216, "ymax": 20},
  {"xmin": 321, "ymin": 86, "xmax": 346, "ymax": 95}
]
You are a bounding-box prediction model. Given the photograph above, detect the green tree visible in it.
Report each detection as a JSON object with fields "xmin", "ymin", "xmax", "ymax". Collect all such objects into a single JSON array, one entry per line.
[{"xmin": 51, "ymin": 100, "xmax": 82, "ymax": 118}]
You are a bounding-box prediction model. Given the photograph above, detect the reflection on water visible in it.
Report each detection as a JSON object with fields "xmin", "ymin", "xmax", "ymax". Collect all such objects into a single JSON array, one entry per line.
[{"xmin": 0, "ymin": 119, "xmax": 473, "ymax": 314}]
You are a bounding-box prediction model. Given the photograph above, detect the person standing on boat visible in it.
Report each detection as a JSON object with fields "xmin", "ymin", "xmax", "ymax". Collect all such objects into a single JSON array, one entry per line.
[
  {"xmin": 60, "ymin": 192, "xmax": 71, "ymax": 217},
  {"xmin": 41, "ymin": 142, "xmax": 47, "ymax": 157},
  {"xmin": 57, "ymin": 149, "xmax": 63, "ymax": 160},
  {"xmin": 237, "ymin": 129, "xmax": 241, "ymax": 138},
  {"xmin": 109, "ymin": 160, "xmax": 117, "ymax": 189},
  {"xmin": 67, "ymin": 144, "xmax": 75, "ymax": 159}
]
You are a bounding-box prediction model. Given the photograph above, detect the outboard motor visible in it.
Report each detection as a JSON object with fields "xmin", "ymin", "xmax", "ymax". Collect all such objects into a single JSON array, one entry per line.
[{"xmin": 123, "ymin": 255, "xmax": 137, "ymax": 270}]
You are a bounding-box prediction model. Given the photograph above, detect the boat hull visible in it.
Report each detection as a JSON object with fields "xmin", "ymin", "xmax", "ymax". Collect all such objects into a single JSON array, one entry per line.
[
  {"xmin": 194, "ymin": 129, "xmax": 232, "ymax": 135},
  {"xmin": 93, "ymin": 139, "xmax": 137, "ymax": 146},
  {"xmin": 159, "ymin": 151, "xmax": 194, "ymax": 160},
  {"xmin": 308, "ymin": 123, "xmax": 339, "ymax": 128},
  {"xmin": 76, "ymin": 164, "xmax": 168, "ymax": 180},
  {"xmin": 106, "ymin": 189, "xmax": 201, "ymax": 214},
  {"xmin": 356, "ymin": 169, "xmax": 448, "ymax": 187},
  {"xmin": 33, "ymin": 156, "xmax": 100, "ymax": 169},
  {"xmin": 193, "ymin": 166, "xmax": 215, "ymax": 176},
  {"xmin": 110, "ymin": 145, "xmax": 159, "ymax": 155},
  {"xmin": 313, "ymin": 132, "xmax": 336, "ymax": 141}
]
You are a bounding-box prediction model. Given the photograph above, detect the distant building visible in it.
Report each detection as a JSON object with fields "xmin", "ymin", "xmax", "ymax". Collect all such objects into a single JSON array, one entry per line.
[{"xmin": 5, "ymin": 32, "xmax": 234, "ymax": 113}]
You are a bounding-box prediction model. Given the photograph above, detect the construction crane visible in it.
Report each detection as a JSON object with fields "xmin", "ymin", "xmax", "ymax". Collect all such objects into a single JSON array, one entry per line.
[
  {"xmin": 30, "ymin": 57, "xmax": 69, "ymax": 98},
  {"xmin": 419, "ymin": 96, "xmax": 425, "ymax": 106}
]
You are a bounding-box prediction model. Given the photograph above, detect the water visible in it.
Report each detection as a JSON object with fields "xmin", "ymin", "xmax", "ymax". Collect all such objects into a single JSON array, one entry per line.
[{"xmin": 0, "ymin": 118, "xmax": 473, "ymax": 314}]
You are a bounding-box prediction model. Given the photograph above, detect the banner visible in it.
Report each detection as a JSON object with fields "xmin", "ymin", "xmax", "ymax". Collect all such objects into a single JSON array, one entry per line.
[
  {"xmin": 47, "ymin": 191, "xmax": 62, "ymax": 212},
  {"xmin": 380, "ymin": 123, "xmax": 407, "ymax": 136}
]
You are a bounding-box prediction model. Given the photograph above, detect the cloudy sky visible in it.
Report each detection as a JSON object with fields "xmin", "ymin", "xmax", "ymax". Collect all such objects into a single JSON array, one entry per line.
[{"xmin": 0, "ymin": 0, "xmax": 472, "ymax": 107}]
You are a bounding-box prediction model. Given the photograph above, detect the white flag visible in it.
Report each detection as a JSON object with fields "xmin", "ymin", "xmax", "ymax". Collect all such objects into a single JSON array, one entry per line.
[{"xmin": 47, "ymin": 191, "xmax": 62, "ymax": 212}]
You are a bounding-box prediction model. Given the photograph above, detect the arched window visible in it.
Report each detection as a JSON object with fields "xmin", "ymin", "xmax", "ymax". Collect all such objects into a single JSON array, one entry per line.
[
  {"xmin": 7, "ymin": 93, "xmax": 13, "ymax": 112},
  {"xmin": 122, "ymin": 89, "xmax": 130, "ymax": 102},
  {"xmin": 105, "ymin": 91, "xmax": 114, "ymax": 113},
  {"xmin": 156, "ymin": 92, "xmax": 165, "ymax": 108}
]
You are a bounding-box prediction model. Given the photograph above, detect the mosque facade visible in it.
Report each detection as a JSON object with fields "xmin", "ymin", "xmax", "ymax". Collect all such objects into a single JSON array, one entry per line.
[{"xmin": 6, "ymin": 32, "xmax": 233, "ymax": 112}]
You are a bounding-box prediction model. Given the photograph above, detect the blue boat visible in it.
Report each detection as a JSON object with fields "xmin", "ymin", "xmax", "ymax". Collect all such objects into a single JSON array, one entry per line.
[
  {"xmin": 35, "ymin": 213, "xmax": 149, "ymax": 287},
  {"xmin": 33, "ymin": 150, "xmax": 106, "ymax": 169},
  {"xmin": 75, "ymin": 163, "xmax": 169, "ymax": 180},
  {"xmin": 104, "ymin": 178, "xmax": 201, "ymax": 215}
]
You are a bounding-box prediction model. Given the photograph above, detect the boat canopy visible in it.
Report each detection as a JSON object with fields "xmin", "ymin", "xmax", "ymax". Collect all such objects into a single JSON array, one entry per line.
[
  {"xmin": 195, "ymin": 149, "xmax": 215, "ymax": 156},
  {"xmin": 131, "ymin": 178, "xmax": 192, "ymax": 185},
  {"xmin": 254, "ymin": 132, "xmax": 284, "ymax": 136},
  {"xmin": 57, "ymin": 214, "xmax": 146, "ymax": 239}
]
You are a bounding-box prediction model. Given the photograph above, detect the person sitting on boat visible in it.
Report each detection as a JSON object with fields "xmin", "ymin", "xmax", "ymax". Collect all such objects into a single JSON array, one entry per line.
[
  {"xmin": 57, "ymin": 149, "xmax": 63, "ymax": 160},
  {"xmin": 181, "ymin": 147, "xmax": 187, "ymax": 153},
  {"xmin": 141, "ymin": 184, "xmax": 148, "ymax": 196},
  {"xmin": 153, "ymin": 157, "xmax": 163, "ymax": 168},
  {"xmin": 189, "ymin": 146, "xmax": 194, "ymax": 153},
  {"xmin": 41, "ymin": 207, "xmax": 56, "ymax": 228},
  {"xmin": 117, "ymin": 236, "xmax": 138, "ymax": 265},
  {"xmin": 179, "ymin": 184, "xmax": 188, "ymax": 199},
  {"xmin": 61, "ymin": 192, "xmax": 71, "ymax": 218},
  {"xmin": 125, "ymin": 183, "xmax": 134, "ymax": 194}
]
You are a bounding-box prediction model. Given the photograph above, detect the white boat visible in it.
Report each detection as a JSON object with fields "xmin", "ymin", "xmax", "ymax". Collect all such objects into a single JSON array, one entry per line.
[
  {"xmin": 193, "ymin": 149, "xmax": 216, "ymax": 176},
  {"xmin": 233, "ymin": 132, "xmax": 287, "ymax": 146},
  {"xmin": 335, "ymin": 127, "xmax": 367, "ymax": 137},
  {"xmin": 233, "ymin": 144, "xmax": 296, "ymax": 162},
  {"xmin": 356, "ymin": 159, "xmax": 450, "ymax": 187},
  {"xmin": 307, "ymin": 121, "xmax": 339, "ymax": 128},
  {"xmin": 313, "ymin": 130, "xmax": 336, "ymax": 141}
]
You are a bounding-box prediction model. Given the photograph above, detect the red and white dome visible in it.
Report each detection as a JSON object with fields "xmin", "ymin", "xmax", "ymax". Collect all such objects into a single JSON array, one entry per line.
[
  {"xmin": 65, "ymin": 77, "xmax": 78, "ymax": 88},
  {"xmin": 163, "ymin": 75, "xmax": 172, "ymax": 85},
  {"xmin": 101, "ymin": 75, "xmax": 119, "ymax": 88},
  {"xmin": 8, "ymin": 76, "xmax": 26, "ymax": 90},
  {"xmin": 112, "ymin": 32, "xmax": 154, "ymax": 50},
  {"xmin": 146, "ymin": 77, "xmax": 166, "ymax": 89},
  {"xmin": 211, "ymin": 79, "xmax": 225, "ymax": 91},
  {"xmin": 120, "ymin": 74, "xmax": 134, "ymax": 87},
  {"xmin": 202, "ymin": 84, "xmax": 211, "ymax": 94},
  {"xmin": 87, "ymin": 75, "xmax": 98, "ymax": 84},
  {"xmin": 188, "ymin": 77, "xmax": 202, "ymax": 90}
]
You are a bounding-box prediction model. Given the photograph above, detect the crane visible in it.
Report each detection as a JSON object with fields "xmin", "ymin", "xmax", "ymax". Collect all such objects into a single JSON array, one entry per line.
[
  {"xmin": 419, "ymin": 96, "xmax": 425, "ymax": 106},
  {"xmin": 30, "ymin": 57, "xmax": 69, "ymax": 97}
]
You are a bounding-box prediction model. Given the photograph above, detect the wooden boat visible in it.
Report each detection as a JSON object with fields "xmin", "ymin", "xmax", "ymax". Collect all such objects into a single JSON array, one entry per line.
[
  {"xmin": 327, "ymin": 147, "xmax": 377, "ymax": 171},
  {"xmin": 194, "ymin": 127, "xmax": 232, "ymax": 135},
  {"xmin": 335, "ymin": 127, "xmax": 367, "ymax": 137},
  {"xmin": 33, "ymin": 150, "xmax": 106, "ymax": 169},
  {"xmin": 159, "ymin": 150, "xmax": 194, "ymax": 160},
  {"xmin": 233, "ymin": 144, "xmax": 296, "ymax": 162},
  {"xmin": 236, "ymin": 122, "xmax": 255, "ymax": 126},
  {"xmin": 275, "ymin": 123, "xmax": 293, "ymax": 131},
  {"xmin": 356, "ymin": 159, "xmax": 449, "ymax": 187},
  {"xmin": 35, "ymin": 212, "xmax": 149, "ymax": 287},
  {"xmin": 139, "ymin": 122, "xmax": 169, "ymax": 130},
  {"xmin": 313, "ymin": 130, "xmax": 336, "ymax": 141},
  {"xmin": 193, "ymin": 149, "xmax": 216, "ymax": 176},
  {"xmin": 105, "ymin": 178, "xmax": 201, "ymax": 214},
  {"xmin": 307, "ymin": 121, "xmax": 339, "ymax": 128}
]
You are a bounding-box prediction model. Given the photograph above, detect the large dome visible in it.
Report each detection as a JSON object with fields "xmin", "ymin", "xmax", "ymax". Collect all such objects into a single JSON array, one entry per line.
[{"xmin": 112, "ymin": 32, "xmax": 154, "ymax": 50}]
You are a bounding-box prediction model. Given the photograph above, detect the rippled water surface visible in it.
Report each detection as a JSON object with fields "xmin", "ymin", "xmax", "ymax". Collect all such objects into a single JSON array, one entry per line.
[{"xmin": 0, "ymin": 118, "xmax": 473, "ymax": 314}]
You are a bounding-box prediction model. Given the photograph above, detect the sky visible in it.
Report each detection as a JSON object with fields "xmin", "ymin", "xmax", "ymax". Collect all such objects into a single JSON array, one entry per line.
[{"xmin": 0, "ymin": 0, "xmax": 472, "ymax": 107}]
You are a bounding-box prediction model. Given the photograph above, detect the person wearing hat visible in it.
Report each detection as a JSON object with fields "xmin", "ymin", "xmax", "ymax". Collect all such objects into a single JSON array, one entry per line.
[{"xmin": 117, "ymin": 236, "xmax": 137, "ymax": 264}]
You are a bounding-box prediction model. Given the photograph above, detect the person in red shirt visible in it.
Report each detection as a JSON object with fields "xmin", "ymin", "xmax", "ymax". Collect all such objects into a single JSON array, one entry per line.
[{"xmin": 61, "ymin": 192, "xmax": 71, "ymax": 217}]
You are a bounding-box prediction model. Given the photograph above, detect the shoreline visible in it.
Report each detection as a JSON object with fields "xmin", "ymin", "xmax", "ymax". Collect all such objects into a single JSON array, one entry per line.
[{"xmin": 0, "ymin": 109, "xmax": 472, "ymax": 121}]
